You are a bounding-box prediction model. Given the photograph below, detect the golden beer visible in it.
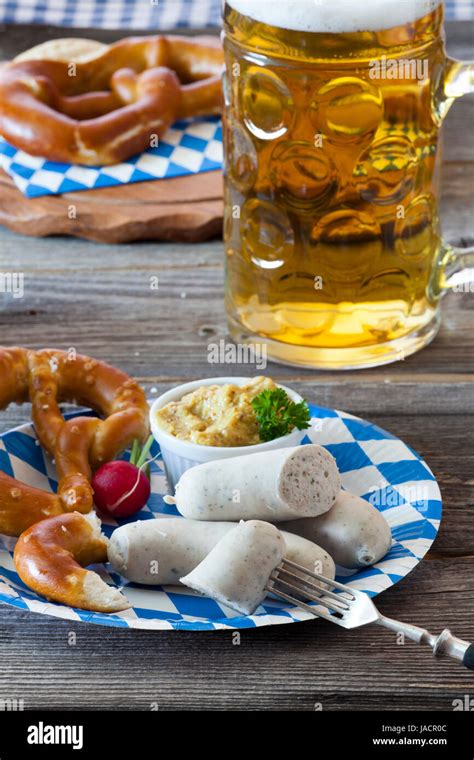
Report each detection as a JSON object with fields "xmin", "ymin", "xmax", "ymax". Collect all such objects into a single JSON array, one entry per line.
[{"xmin": 222, "ymin": 1, "xmax": 449, "ymax": 368}]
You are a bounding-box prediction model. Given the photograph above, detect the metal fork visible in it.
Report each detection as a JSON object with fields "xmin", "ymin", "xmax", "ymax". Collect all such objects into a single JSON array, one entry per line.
[{"xmin": 266, "ymin": 559, "xmax": 474, "ymax": 670}]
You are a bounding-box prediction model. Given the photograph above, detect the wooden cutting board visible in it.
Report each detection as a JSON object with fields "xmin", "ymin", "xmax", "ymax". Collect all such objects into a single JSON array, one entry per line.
[{"xmin": 0, "ymin": 167, "xmax": 224, "ymax": 243}]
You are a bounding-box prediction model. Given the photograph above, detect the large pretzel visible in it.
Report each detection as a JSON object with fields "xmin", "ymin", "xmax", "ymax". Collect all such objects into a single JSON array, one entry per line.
[
  {"xmin": 0, "ymin": 35, "xmax": 223, "ymax": 166},
  {"xmin": 0, "ymin": 347, "xmax": 149, "ymax": 535}
]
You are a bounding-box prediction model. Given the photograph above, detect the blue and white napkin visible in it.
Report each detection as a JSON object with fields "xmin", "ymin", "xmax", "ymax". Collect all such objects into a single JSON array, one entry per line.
[{"xmin": 0, "ymin": 116, "xmax": 223, "ymax": 198}]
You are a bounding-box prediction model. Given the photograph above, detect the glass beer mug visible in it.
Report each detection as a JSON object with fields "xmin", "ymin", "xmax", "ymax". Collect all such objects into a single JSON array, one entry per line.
[{"xmin": 222, "ymin": 0, "xmax": 474, "ymax": 369}]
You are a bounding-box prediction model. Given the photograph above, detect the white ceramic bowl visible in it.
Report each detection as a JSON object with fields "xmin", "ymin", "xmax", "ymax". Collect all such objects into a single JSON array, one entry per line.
[{"xmin": 149, "ymin": 377, "xmax": 307, "ymax": 490}]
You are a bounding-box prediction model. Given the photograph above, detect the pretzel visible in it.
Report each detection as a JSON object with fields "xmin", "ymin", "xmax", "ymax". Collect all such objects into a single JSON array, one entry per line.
[
  {"xmin": 14, "ymin": 512, "xmax": 131, "ymax": 612},
  {"xmin": 0, "ymin": 347, "xmax": 149, "ymax": 532},
  {"xmin": 0, "ymin": 35, "xmax": 224, "ymax": 165},
  {"xmin": 0, "ymin": 470, "xmax": 63, "ymax": 537}
]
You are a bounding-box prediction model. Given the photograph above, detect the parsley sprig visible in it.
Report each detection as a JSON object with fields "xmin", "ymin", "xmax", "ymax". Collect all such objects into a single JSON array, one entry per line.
[{"xmin": 252, "ymin": 388, "xmax": 311, "ymax": 442}]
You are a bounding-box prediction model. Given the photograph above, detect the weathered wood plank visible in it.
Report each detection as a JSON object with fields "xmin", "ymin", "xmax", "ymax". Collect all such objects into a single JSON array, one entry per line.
[{"xmin": 0, "ymin": 238, "xmax": 472, "ymax": 383}]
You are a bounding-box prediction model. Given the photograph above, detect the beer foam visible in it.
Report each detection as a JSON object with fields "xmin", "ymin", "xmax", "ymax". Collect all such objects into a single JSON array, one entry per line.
[{"xmin": 226, "ymin": 0, "xmax": 441, "ymax": 33}]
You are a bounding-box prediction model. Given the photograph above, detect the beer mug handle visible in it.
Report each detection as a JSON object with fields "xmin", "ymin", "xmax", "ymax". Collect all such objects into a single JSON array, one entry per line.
[{"xmin": 433, "ymin": 59, "xmax": 474, "ymax": 297}]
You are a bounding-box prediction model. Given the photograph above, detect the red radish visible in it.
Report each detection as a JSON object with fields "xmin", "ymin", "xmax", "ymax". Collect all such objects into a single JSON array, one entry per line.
[{"xmin": 92, "ymin": 436, "xmax": 153, "ymax": 519}]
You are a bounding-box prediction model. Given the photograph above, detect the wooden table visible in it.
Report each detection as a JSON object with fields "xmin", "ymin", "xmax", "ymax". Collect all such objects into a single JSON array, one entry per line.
[{"xmin": 0, "ymin": 22, "xmax": 472, "ymax": 712}]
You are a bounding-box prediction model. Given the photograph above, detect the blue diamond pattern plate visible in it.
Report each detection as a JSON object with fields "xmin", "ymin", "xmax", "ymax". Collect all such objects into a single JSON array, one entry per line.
[{"xmin": 0, "ymin": 405, "xmax": 442, "ymax": 630}]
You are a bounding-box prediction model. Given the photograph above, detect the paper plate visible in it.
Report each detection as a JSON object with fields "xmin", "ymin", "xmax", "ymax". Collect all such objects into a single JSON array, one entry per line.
[{"xmin": 0, "ymin": 406, "xmax": 442, "ymax": 630}]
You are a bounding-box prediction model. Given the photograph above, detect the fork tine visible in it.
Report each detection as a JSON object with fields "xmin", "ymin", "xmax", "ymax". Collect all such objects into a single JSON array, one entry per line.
[
  {"xmin": 269, "ymin": 572, "xmax": 349, "ymax": 613},
  {"xmin": 274, "ymin": 565, "xmax": 350, "ymax": 605},
  {"xmin": 265, "ymin": 584, "xmax": 345, "ymax": 624},
  {"xmin": 281, "ymin": 558, "xmax": 357, "ymax": 596}
]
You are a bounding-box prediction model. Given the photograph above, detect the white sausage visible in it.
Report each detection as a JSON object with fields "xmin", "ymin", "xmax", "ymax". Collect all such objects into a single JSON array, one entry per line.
[
  {"xmin": 181, "ymin": 521, "xmax": 285, "ymax": 616},
  {"xmin": 280, "ymin": 491, "xmax": 392, "ymax": 569},
  {"xmin": 107, "ymin": 516, "xmax": 335, "ymax": 586},
  {"xmin": 171, "ymin": 444, "xmax": 341, "ymax": 522}
]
